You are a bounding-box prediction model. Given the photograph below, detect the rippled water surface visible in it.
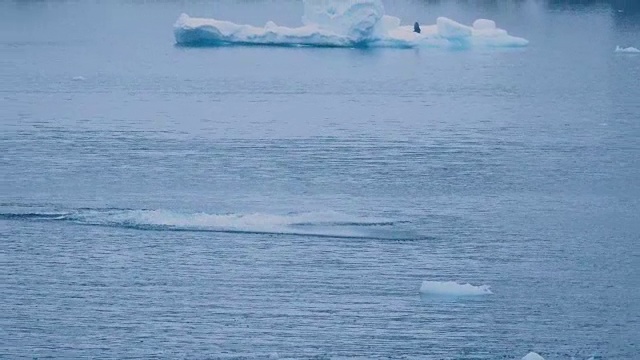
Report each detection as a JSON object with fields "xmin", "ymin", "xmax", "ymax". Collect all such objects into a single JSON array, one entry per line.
[{"xmin": 1, "ymin": 1, "xmax": 639, "ymax": 359}]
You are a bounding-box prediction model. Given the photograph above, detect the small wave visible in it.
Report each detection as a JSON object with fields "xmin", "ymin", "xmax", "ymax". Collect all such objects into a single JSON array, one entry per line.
[
  {"xmin": 174, "ymin": 0, "xmax": 528, "ymax": 49},
  {"xmin": 419, "ymin": 281, "xmax": 493, "ymax": 296},
  {"xmin": 615, "ymin": 45, "xmax": 640, "ymax": 54},
  {"xmin": 1, "ymin": 208, "xmax": 417, "ymax": 240}
]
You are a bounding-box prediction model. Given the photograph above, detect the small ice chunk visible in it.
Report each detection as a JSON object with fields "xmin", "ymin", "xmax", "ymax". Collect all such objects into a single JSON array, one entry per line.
[
  {"xmin": 72, "ymin": 76, "xmax": 86, "ymax": 81},
  {"xmin": 436, "ymin": 17, "xmax": 472, "ymax": 39},
  {"xmin": 302, "ymin": 0, "xmax": 385, "ymax": 40},
  {"xmin": 615, "ymin": 45, "xmax": 640, "ymax": 53},
  {"xmin": 473, "ymin": 19, "xmax": 496, "ymax": 30},
  {"xmin": 174, "ymin": 13, "xmax": 190, "ymax": 28},
  {"xmin": 521, "ymin": 352, "xmax": 545, "ymax": 360},
  {"xmin": 265, "ymin": 21, "xmax": 278, "ymax": 29},
  {"xmin": 380, "ymin": 15, "xmax": 401, "ymax": 31},
  {"xmin": 420, "ymin": 281, "xmax": 492, "ymax": 296}
]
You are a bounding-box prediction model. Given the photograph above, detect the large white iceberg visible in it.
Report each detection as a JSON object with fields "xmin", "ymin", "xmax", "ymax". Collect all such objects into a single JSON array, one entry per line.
[{"xmin": 173, "ymin": 0, "xmax": 528, "ymax": 49}]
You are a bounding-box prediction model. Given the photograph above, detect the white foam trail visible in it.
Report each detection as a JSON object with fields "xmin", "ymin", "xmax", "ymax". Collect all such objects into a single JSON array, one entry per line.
[
  {"xmin": 111, "ymin": 209, "xmax": 392, "ymax": 228},
  {"xmin": 615, "ymin": 45, "xmax": 640, "ymax": 53},
  {"xmin": 173, "ymin": 0, "xmax": 528, "ymax": 49},
  {"xmin": 65, "ymin": 209, "xmax": 410, "ymax": 239},
  {"xmin": 109, "ymin": 210, "xmax": 366, "ymax": 228},
  {"xmin": 521, "ymin": 352, "xmax": 545, "ymax": 360},
  {"xmin": 419, "ymin": 281, "xmax": 493, "ymax": 296}
]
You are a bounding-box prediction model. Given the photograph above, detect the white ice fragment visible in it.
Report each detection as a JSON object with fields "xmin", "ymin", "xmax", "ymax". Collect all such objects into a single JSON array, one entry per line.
[
  {"xmin": 473, "ymin": 19, "xmax": 496, "ymax": 30},
  {"xmin": 615, "ymin": 45, "xmax": 640, "ymax": 53},
  {"xmin": 302, "ymin": 0, "xmax": 385, "ymax": 40},
  {"xmin": 436, "ymin": 17, "xmax": 472, "ymax": 39},
  {"xmin": 419, "ymin": 281, "xmax": 493, "ymax": 296},
  {"xmin": 380, "ymin": 15, "xmax": 401, "ymax": 31},
  {"xmin": 521, "ymin": 352, "xmax": 545, "ymax": 360}
]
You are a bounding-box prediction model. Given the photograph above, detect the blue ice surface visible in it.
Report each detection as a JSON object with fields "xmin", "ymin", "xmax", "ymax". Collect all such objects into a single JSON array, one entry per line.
[{"xmin": 0, "ymin": 0, "xmax": 639, "ymax": 359}]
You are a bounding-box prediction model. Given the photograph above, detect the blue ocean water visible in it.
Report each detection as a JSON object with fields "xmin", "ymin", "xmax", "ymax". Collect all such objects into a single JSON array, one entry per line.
[{"xmin": 1, "ymin": 1, "xmax": 639, "ymax": 359}]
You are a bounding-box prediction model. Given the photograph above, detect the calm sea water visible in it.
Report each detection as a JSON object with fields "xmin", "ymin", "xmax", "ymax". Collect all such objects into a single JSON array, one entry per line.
[{"xmin": 1, "ymin": 1, "xmax": 639, "ymax": 359}]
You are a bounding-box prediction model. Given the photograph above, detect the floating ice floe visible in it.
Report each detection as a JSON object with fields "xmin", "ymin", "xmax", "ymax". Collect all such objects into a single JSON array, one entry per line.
[
  {"xmin": 615, "ymin": 45, "xmax": 640, "ymax": 53},
  {"xmin": 72, "ymin": 76, "xmax": 86, "ymax": 81},
  {"xmin": 173, "ymin": 0, "xmax": 528, "ymax": 49},
  {"xmin": 419, "ymin": 280, "xmax": 493, "ymax": 296},
  {"xmin": 521, "ymin": 352, "xmax": 545, "ymax": 360}
]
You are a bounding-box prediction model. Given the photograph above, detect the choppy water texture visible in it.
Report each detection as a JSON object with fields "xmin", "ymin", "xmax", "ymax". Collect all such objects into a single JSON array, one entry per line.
[{"xmin": 1, "ymin": 1, "xmax": 639, "ymax": 359}]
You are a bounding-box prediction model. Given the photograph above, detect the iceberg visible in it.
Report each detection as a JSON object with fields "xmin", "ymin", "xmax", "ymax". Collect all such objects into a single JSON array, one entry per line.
[
  {"xmin": 615, "ymin": 45, "xmax": 640, "ymax": 53},
  {"xmin": 173, "ymin": 0, "xmax": 528, "ymax": 49},
  {"xmin": 419, "ymin": 281, "xmax": 493, "ymax": 296},
  {"xmin": 521, "ymin": 352, "xmax": 545, "ymax": 360}
]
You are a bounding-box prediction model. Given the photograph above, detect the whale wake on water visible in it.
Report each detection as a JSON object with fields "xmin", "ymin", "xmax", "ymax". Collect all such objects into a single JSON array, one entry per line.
[
  {"xmin": 174, "ymin": 0, "xmax": 528, "ymax": 49},
  {"xmin": 0, "ymin": 208, "xmax": 419, "ymax": 240}
]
